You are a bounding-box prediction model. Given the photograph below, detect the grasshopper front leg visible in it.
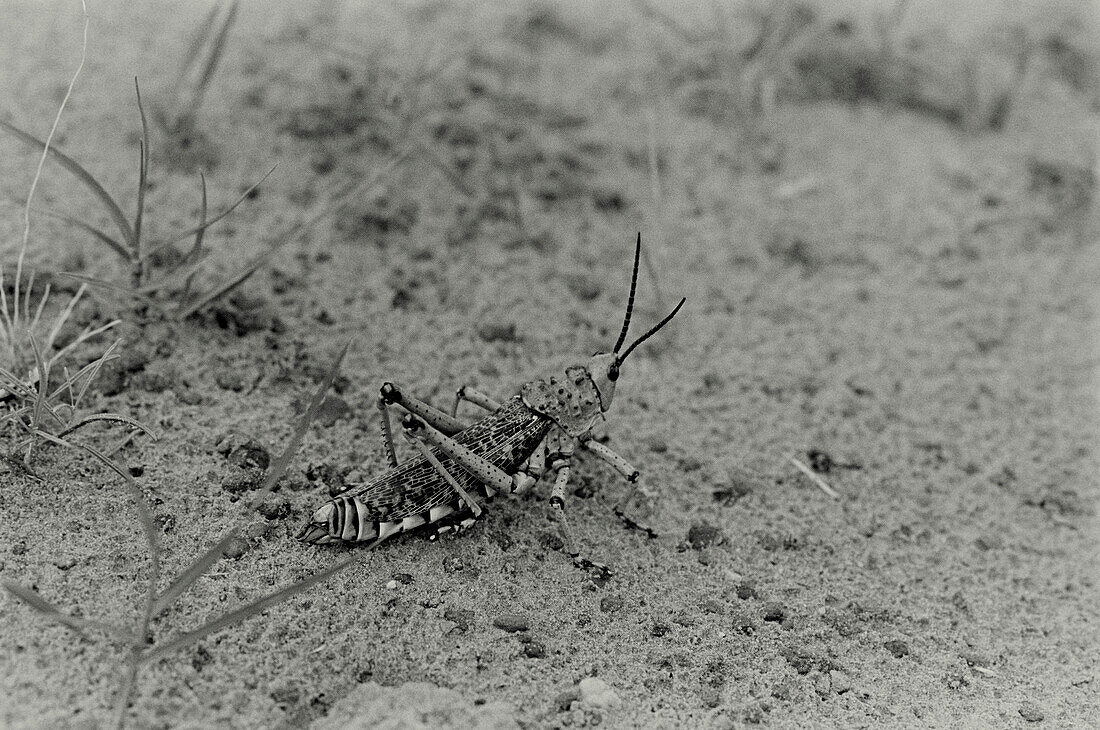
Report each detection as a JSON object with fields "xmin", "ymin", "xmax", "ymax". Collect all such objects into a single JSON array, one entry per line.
[
  {"xmin": 544, "ymin": 434, "xmax": 612, "ymax": 578},
  {"xmin": 580, "ymin": 438, "xmax": 658, "ymax": 536}
]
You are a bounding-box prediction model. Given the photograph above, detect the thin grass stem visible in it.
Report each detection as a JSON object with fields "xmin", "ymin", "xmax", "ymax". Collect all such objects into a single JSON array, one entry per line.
[
  {"xmin": 16, "ymin": 0, "xmax": 90, "ymax": 334},
  {"xmin": 150, "ymin": 343, "xmax": 349, "ymax": 617}
]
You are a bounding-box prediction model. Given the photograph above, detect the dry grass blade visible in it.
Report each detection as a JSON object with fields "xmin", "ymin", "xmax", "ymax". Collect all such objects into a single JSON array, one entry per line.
[
  {"xmin": 42, "ymin": 282, "xmax": 83, "ymax": 353},
  {"xmin": 257, "ymin": 341, "xmax": 350, "ymax": 496},
  {"xmin": 47, "ymin": 317, "xmax": 121, "ymax": 372},
  {"xmin": 55, "ymin": 412, "xmax": 159, "ymax": 440},
  {"xmin": 175, "ymin": 149, "xmax": 408, "ymax": 320},
  {"xmin": 0, "ymin": 119, "xmax": 135, "ymax": 250},
  {"xmin": 55, "ymin": 338, "xmax": 120, "ymax": 407},
  {"xmin": 176, "ymin": 3, "xmax": 222, "ymax": 90},
  {"xmin": 135, "ymin": 251, "xmax": 214, "ymax": 297},
  {"xmin": 132, "ymin": 79, "xmax": 151, "ymax": 273},
  {"xmin": 57, "ymin": 273, "xmax": 164, "ymax": 310},
  {"xmin": 66, "ymin": 437, "xmax": 164, "ymax": 730},
  {"xmin": 788, "ymin": 454, "xmax": 840, "ymax": 499},
  {"xmin": 147, "ymin": 164, "xmax": 277, "ymax": 258},
  {"xmin": 24, "ymin": 338, "xmax": 50, "ymax": 464},
  {"xmin": 632, "ymin": 0, "xmax": 700, "ymax": 42},
  {"xmin": 38, "ymin": 434, "xmax": 161, "ymax": 563},
  {"xmin": 3, "ymin": 581, "xmax": 134, "ymax": 642},
  {"xmin": 151, "ymin": 342, "xmax": 349, "ymax": 617},
  {"xmin": 189, "ymin": 0, "xmax": 239, "ymax": 110},
  {"xmin": 149, "ymin": 532, "xmax": 239, "ymax": 618},
  {"xmin": 0, "ymin": 365, "xmax": 37, "ymax": 400},
  {"xmin": 47, "ymin": 434, "xmax": 163, "ymax": 730},
  {"xmin": 144, "ymin": 541, "xmax": 382, "ymax": 663},
  {"xmin": 179, "ymin": 174, "xmax": 209, "ymax": 305}
]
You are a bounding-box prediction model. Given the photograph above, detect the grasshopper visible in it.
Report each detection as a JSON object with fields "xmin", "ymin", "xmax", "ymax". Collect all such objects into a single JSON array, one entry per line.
[{"xmin": 297, "ymin": 235, "xmax": 684, "ymax": 569}]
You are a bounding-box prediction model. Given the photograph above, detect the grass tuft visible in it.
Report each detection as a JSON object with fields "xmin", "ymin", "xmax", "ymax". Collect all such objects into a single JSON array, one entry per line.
[
  {"xmin": 1, "ymin": 80, "xmax": 274, "ymax": 320},
  {"xmin": 4, "ymin": 342, "xmax": 372, "ymax": 728}
]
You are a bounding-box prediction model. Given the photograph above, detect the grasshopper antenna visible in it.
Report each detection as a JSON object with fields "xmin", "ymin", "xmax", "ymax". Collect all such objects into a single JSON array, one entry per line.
[
  {"xmin": 617, "ymin": 297, "xmax": 686, "ymax": 365},
  {"xmin": 613, "ymin": 232, "xmax": 643, "ymax": 354}
]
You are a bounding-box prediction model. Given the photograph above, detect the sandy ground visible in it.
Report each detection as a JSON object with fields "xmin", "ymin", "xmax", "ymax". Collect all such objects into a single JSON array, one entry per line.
[{"xmin": 1, "ymin": 1, "xmax": 1098, "ymax": 728}]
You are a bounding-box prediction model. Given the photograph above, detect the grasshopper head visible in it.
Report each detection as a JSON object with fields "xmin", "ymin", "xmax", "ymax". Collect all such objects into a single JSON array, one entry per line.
[
  {"xmin": 586, "ymin": 352, "xmax": 620, "ymax": 411},
  {"xmin": 522, "ymin": 235, "xmax": 685, "ymax": 436},
  {"xmin": 588, "ymin": 233, "xmax": 686, "ymax": 413}
]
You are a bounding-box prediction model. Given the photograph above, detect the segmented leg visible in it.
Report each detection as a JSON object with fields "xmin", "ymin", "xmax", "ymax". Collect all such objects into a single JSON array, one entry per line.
[
  {"xmin": 547, "ymin": 454, "xmax": 612, "ymax": 578},
  {"xmin": 516, "ymin": 439, "xmax": 546, "ymax": 494},
  {"xmin": 377, "ymin": 397, "xmax": 399, "ymax": 468},
  {"xmin": 581, "ymin": 439, "xmax": 640, "ymax": 482},
  {"xmin": 401, "ymin": 419, "xmax": 483, "ymax": 517},
  {"xmin": 380, "ymin": 382, "xmax": 466, "ymax": 435},
  {"xmin": 400, "ymin": 414, "xmax": 533, "ymax": 494},
  {"xmin": 580, "ymin": 438, "xmax": 656, "ymax": 534},
  {"xmin": 450, "ymin": 385, "xmax": 501, "ymax": 418}
]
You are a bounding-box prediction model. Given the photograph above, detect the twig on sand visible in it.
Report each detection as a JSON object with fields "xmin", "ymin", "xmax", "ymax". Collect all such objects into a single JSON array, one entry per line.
[{"xmin": 788, "ymin": 454, "xmax": 840, "ymax": 499}]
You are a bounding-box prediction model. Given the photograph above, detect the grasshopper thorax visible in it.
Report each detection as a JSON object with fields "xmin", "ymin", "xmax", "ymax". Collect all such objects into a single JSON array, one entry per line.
[{"xmin": 520, "ymin": 234, "xmax": 685, "ymax": 439}]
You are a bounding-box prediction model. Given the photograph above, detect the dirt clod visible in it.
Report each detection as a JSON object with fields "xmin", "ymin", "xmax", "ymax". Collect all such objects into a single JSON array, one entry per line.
[
  {"xmin": 224, "ymin": 439, "xmax": 271, "ymax": 471},
  {"xmin": 521, "ymin": 640, "xmax": 546, "ymax": 658},
  {"xmin": 222, "ymin": 537, "xmax": 248, "ymax": 560},
  {"xmin": 763, "ymin": 603, "xmax": 787, "ymax": 623},
  {"xmin": 492, "ymin": 614, "xmax": 528, "ymax": 632},
  {"xmin": 444, "ymin": 607, "xmax": 474, "ymax": 633},
  {"xmin": 1019, "ymin": 701, "xmax": 1046, "ymax": 722},
  {"xmin": 578, "ymin": 677, "xmax": 620, "ymax": 708},
  {"xmin": 686, "ymin": 522, "xmax": 723, "ymax": 550},
  {"xmin": 884, "ymin": 639, "xmax": 910, "ymax": 658}
]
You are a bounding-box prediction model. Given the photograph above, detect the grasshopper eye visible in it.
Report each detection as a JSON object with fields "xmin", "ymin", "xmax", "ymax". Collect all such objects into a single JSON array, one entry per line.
[{"xmin": 608, "ymin": 362, "xmax": 620, "ymax": 382}]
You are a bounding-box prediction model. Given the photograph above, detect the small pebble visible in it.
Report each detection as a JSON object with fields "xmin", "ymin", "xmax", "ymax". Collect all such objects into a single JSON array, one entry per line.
[
  {"xmin": 829, "ymin": 669, "xmax": 852, "ymax": 694},
  {"xmin": 763, "ymin": 603, "xmax": 787, "ymax": 622},
  {"xmin": 578, "ymin": 677, "xmax": 620, "ymax": 708},
  {"xmin": 884, "ymin": 639, "xmax": 910, "ymax": 658},
  {"xmin": 554, "ymin": 688, "xmax": 581, "ymax": 712},
  {"xmin": 244, "ymin": 522, "xmax": 270, "ymax": 540},
  {"xmin": 476, "ymin": 320, "xmax": 518, "ymax": 343},
  {"xmin": 226, "ymin": 438, "xmax": 271, "ymax": 470},
  {"xmin": 771, "ymin": 682, "xmax": 792, "ymax": 700},
  {"xmin": 600, "ymin": 596, "xmax": 624, "ymax": 613},
  {"xmin": 522, "ymin": 640, "xmax": 546, "ymax": 658},
  {"xmin": 492, "ymin": 614, "xmax": 528, "ymax": 632},
  {"xmin": 959, "ymin": 650, "xmax": 992, "ymax": 668},
  {"xmin": 1018, "ymin": 702, "xmax": 1045, "ymax": 722},
  {"xmin": 443, "ymin": 607, "xmax": 473, "ymax": 632},
  {"xmin": 731, "ymin": 611, "xmax": 757, "ymax": 635},
  {"xmin": 539, "ymin": 532, "xmax": 564, "ymax": 552},
  {"xmin": 256, "ymin": 499, "xmax": 290, "ymax": 521},
  {"xmin": 315, "ymin": 393, "xmax": 352, "ymax": 426},
  {"xmin": 686, "ymin": 522, "xmax": 723, "ymax": 550},
  {"xmin": 223, "ymin": 537, "xmax": 248, "ymax": 560}
]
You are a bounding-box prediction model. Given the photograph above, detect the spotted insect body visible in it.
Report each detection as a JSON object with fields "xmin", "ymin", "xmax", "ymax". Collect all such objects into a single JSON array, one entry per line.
[
  {"xmin": 304, "ymin": 397, "xmax": 551, "ymax": 543},
  {"xmin": 297, "ymin": 235, "xmax": 685, "ymax": 562}
]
